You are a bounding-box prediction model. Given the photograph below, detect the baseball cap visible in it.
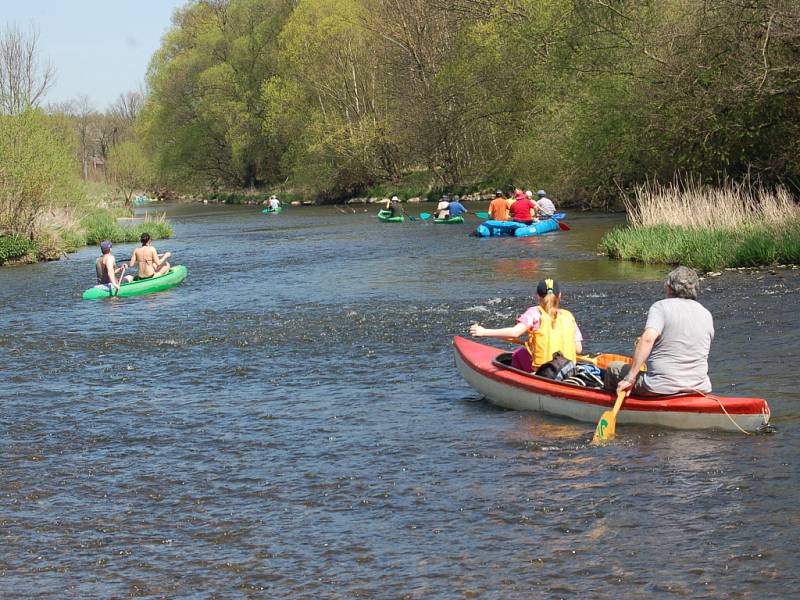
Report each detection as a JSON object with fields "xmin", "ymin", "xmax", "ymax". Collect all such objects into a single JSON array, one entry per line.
[
  {"xmin": 525, "ymin": 190, "xmax": 533, "ymax": 198},
  {"xmin": 100, "ymin": 240, "xmax": 112, "ymax": 252},
  {"xmin": 537, "ymin": 190, "xmax": 546, "ymax": 196},
  {"xmin": 536, "ymin": 278, "xmax": 561, "ymax": 297}
]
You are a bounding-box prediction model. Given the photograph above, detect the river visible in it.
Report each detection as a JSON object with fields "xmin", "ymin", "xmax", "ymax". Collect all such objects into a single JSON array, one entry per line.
[{"xmin": 0, "ymin": 202, "xmax": 798, "ymax": 598}]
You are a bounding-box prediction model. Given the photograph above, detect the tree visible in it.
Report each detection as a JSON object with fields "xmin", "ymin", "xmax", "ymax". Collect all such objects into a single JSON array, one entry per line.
[
  {"xmin": 0, "ymin": 109, "xmax": 82, "ymax": 238},
  {"xmin": 0, "ymin": 24, "xmax": 55, "ymax": 115},
  {"xmin": 108, "ymin": 141, "xmax": 153, "ymax": 205},
  {"xmin": 142, "ymin": 0, "xmax": 294, "ymax": 189}
]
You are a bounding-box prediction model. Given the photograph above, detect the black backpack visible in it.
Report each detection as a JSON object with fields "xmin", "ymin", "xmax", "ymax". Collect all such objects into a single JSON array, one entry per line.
[{"xmin": 535, "ymin": 351, "xmax": 576, "ymax": 381}]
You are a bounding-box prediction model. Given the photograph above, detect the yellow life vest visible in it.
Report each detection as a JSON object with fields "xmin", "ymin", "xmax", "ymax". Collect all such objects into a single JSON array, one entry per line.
[{"xmin": 525, "ymin": 308, "xmax": 578, "ymax": 367}]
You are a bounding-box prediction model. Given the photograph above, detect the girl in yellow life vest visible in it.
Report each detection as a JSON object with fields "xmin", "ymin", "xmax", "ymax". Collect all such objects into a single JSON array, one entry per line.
[{"xmin": 469, "ymin": 278, "xmax": 584, "ymax": 372}]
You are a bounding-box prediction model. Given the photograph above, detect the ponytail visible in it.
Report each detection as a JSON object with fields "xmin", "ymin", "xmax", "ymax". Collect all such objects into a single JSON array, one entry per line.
[{"xmin": 539, "ymin": 291, "xmax": 560, "ymax": 328}]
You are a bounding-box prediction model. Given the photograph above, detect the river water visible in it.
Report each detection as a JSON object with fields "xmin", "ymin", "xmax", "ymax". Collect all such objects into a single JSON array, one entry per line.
[{"xmin": 0, "ymin": 203, "xmax": 798, "ymax": 598}]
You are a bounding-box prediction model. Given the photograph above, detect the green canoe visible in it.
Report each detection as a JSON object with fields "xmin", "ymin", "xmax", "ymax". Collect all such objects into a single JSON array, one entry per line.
[
  {"xmin": 434, "ymin": 215, "xmax": 464, "ymax": 224},
  {"xmin": 261, "ymin": 206, "xmax": 283, "ymax": 214},
  {"xmin": 82, "ymin": 265, "xmax": 188, "ymax": 300},
  {"xmin": 377, "ymin": 209, "xmax": 404, "ymax": 223}
]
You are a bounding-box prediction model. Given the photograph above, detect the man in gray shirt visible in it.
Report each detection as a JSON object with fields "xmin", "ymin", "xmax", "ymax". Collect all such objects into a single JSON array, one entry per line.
[{"xmin": 606, "ymin": 266, "xmax": 714, "ymax": 396}]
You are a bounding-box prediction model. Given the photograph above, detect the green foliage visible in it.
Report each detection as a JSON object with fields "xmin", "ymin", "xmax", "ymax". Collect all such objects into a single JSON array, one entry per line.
[
  {"xmin": 600, "ymin": 222, "xmax": 800, "ymax": 271},
  {"xmin": 137, "ymin": 0, "xmax": 800, "ymax": 205},
  {"xmin": 80, "ymin": 209, "xmax": 173, "ymax": 245},
  {"xmin": 58, "ymin": 229, "xmax": 88, "ymax": 253},
  {"xmin": 0, "ymin": 109, "xmax": 84, "ymax": 237},
  {"xmin": 141, "ymin": 0, "xmax": 294, "ymax": 189},
  {"xmin": 0, "ymin": 234, "xmax": 36, "ymax": 264},
  {"xmin": 108, "ymin": 141, "xmax": 153, "ymax": 204}
]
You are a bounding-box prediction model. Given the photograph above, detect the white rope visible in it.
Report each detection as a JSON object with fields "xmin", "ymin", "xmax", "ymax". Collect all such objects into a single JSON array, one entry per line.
[{"xmin": 691, "ymin": 389, "xmax": 752, "ymax": 436}]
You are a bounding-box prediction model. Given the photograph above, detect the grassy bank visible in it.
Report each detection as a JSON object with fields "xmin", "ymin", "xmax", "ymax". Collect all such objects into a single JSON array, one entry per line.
[
  {"xmin": 0, "ymin": 208, "xmax": 173, "ymax": 266},
  {"xmin": 600, "ymin": 181, "xmax": 800, "ymax": 271},
  {"xmin": 79, "ymin": 209, "xmax": 173, "ymax": 245}
]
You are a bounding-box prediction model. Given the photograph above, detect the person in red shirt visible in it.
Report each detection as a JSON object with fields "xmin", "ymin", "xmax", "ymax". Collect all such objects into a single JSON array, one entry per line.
[
  {"xmin": 487, "ymin": 189, "xmax": 509, "ymax": 221},
  {"xmin": 508, "ymin": 187, "xmax": 538, "ymax": 224}
]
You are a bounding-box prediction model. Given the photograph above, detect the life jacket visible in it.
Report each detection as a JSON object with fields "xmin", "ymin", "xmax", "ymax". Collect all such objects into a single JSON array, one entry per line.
[{"xmin": 525, "ymin": 308, "xmax": 578, "ymax": 367}]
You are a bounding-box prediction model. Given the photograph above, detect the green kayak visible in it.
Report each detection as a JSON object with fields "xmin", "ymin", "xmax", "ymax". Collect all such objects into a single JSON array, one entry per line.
[
  {"xmin": 377, "ymin": 209, "xmax": 404, "ymax": 223},
  {"xmin": 434, "ymin": 215, "xmax": 464, "ymax": 224},
  {"xmin": 82, "ymin": 265, "xmax": 188, "ymax": 300},
  {"xmin": 261, "ymin": 206, "xmax": 283, "ymax": 214}
]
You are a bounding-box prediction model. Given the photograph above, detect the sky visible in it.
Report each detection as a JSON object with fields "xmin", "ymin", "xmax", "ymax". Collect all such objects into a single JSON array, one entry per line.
[{"xmin": 1, "ymin": 0, "xmax": 188, "ymax": 110}]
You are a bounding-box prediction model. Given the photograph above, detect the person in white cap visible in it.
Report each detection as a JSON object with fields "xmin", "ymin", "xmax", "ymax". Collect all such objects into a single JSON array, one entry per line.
[
  {"xmin": 385, "ymin": 195, "xmax": 403, "ymax": 218},
  {"xmin": 434, "ymin": 195, "xmax": 450, "ymax": 219},
  {"xmin": 535, "ymin": 190, "xmax": 556, "ymax": 217},
  {"xmin": 268, "ymin": 195, "xmax": 281, "ymax": 211}
]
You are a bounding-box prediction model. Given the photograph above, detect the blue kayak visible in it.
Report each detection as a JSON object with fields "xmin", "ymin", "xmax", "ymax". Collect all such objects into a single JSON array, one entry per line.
[{"xmin": 476, "ymin": 214, "xmax": 565, "ymax": 237}]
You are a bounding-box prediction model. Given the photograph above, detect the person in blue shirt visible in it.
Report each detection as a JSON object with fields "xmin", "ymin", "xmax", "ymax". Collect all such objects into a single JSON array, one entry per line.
[{"xmin": 447, "ymin": 196, "xmax": 467, "ymax": 218}]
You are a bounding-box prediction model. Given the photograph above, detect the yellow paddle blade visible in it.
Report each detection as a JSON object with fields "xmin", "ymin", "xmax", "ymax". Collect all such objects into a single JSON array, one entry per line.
[
  {"xmin": 592, "ymin": 410, "xmax": 616, "ymax": 445},
  {"xmin": 591, "ymin": 390, "xmax": 627, "ymax": 445}
]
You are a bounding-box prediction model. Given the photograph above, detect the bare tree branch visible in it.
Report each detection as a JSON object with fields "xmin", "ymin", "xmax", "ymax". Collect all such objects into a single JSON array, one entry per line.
[{"xmin": 0, "ymin": 24, "xmax": 56, "ymax": 115}]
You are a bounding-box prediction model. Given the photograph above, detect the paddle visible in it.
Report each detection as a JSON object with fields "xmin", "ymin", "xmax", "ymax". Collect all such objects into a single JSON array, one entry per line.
[
  {"xmin": 112, "ymin": 264, "xmax": 127, "ymax": 296},
  {"xmin": 592, "ymin": 389, "xmax": 627, "ymax": 445},
  {"xmin": 419, "ymin": 212, "xmax": 431, "ymax": 220},
  {"xmin": 557, "ymin": 221, "xmax": 571, "ymax": 231}
]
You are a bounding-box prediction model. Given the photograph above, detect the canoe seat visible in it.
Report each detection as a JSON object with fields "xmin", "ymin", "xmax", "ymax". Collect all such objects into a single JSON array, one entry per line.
[{"xmin": 580, "ymin": 353, "xmax": 646, "ymax": 372}]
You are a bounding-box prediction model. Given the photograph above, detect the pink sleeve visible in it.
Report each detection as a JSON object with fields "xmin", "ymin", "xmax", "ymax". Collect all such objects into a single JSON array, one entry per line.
[
  {"xmin": 517, "ymin": 306, "xmax": 541, "ymax": 330},
  {"xmin": 575, "ymin": 324, "xmax": 583, "ymax": 343}
]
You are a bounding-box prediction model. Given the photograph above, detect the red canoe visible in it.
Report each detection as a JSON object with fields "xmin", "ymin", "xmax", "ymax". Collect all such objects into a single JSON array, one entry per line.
[{"xmin": 453, "ymin": 336, "xmax": 770, "ymax": 433}]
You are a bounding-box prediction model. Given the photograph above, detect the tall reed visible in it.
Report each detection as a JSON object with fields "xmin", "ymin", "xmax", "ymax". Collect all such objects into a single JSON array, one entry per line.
[
  {"xmin": 601, "ymin": 179, "xmax": 800, "ymax": 270},
  {"xmin": 624, "ymin": 179, "xmax": 800, "ymax": 230}
]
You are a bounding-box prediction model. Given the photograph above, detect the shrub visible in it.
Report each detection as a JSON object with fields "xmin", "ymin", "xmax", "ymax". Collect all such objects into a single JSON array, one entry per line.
[
  {"xmin": 0, "ymin": 234, "xmax": 36, "ymax": 264},
  {"xmin": 80, "ymin": 208, "xmax": 173, "ymax": 245},
  {"xmin": 0, "ymin": 109, "xmax": 83, "ymax": 237}
]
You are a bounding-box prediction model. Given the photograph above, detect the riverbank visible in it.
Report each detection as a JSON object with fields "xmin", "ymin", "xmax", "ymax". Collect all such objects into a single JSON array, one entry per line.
[
  {"xmin": 599, "ymin": 181, "xmax": 800, "ymax": 271},
  {"xmin": 0, "ymin": 208, "xmax": 173, "ymax": 266}
]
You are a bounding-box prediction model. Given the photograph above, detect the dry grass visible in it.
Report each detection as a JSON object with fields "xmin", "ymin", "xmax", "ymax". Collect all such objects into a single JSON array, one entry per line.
[{"xmin": 624, "ymin": 179, "xmax": 800, "ymax": 230}]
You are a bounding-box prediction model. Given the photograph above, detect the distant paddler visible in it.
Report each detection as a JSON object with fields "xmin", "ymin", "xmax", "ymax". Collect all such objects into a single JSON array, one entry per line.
[
  {"xmin": 385, "ymin": 195, "xmax": 404, "ymax": 218},
  {"xmin": 509, "ymin": 187, "xmax": 538, "ymax": 225},
  {"xmin": 268, "ymin": 194, "xmax": 282, "ymax": 211},
  {"xmin": 534, "ymin": 190, "xmax": 556, "ymax": 218},
  {"xmin": 95, "ymin": 240, "xmax": 133, "ymax": 292},
  {"xmin": 433, "ymin": 195, "xmax": 450, "ymax": 220},
  {"xmin": 447, "ymin": 195, "xmax": 468, "ymax": 219},
  {"xmin": 488, "ymin": 189, "xmax": 509, "ymax": 221}
]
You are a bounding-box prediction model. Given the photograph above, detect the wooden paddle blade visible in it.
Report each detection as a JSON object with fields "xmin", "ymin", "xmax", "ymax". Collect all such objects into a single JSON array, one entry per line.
[
  {"xmin": 558, "ymin": 221, "xmax": 571, "ymax": 231},
  {"xmin": 592, "ymin": 410, "xmax": 615, "ymax": 444},
  {"xmin": 591, "ymin": 390, "xmax": 627, "ymax": 445}
]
